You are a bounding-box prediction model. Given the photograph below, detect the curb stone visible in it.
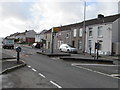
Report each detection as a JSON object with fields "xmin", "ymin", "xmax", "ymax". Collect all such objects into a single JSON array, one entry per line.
[
  {"xmin": 0, "ymin": 60, "xmax": 27, "ymax": 74},
  {"xmin": 37, "ymin": 52, "xmax": 71, "ymax": 57},
  {"xmin": 2, "ymin": 57, "xmax": 16, "ymax": 60},
  {"xmin": 60, "ymin": 57, "xmax": 114, "ymax": 64}
]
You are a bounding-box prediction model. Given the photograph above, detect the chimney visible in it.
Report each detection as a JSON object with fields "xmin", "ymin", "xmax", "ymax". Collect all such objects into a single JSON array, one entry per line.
[{"xmin": 98, "ymin": 14, "xmax": 104, "ymax": 19}]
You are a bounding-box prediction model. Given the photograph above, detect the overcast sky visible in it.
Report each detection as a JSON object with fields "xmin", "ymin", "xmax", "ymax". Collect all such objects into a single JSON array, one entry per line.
[{"xmin": 0, "ymin": 0, "xmax": 119, "ymax": 37}]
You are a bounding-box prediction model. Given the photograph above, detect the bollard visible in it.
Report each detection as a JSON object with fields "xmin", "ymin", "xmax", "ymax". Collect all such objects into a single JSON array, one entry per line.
[
  {"xmin": 89, "ymin": 47, "xmax": 92, "ymax": 55},
  {"xmin": 16, "ymin": 47, "xmax": 22, "ymax": 63}
]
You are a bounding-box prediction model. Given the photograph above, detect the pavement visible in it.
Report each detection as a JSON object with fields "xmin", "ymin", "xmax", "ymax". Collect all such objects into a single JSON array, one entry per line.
[
  {"xmin": 2, "ymin": 59, "xmax": 26, "ymax": 74},
  {"xmin": 36, "ymin": 48, "xmax": 120, "ymax": 65},
  {"xmin": 1, "ymin": 52, "xmax": 26, "ymax": 74},
  {"xmin": 1, "ymin": 50, "xmax": 57, "ymax": 88}
]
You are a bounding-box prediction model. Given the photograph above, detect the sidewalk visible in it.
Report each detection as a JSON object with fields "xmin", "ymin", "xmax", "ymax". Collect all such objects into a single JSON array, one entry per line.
[
  {"xmin": 1, "ymin": 59, "xmax": 26, "ymax": 74},
  {"xmin": 37, "ymin": 49, "xmax": 119, "ymax": 65},
  {"xmin": 1, "ymin": 53, "xmax": 56, "ymax": 88}
]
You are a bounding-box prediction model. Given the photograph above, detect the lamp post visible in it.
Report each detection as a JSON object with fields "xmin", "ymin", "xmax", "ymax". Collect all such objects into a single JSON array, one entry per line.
[{"xmin": 82, "ymin": 1, "xmax": 86, "ymax": 53}]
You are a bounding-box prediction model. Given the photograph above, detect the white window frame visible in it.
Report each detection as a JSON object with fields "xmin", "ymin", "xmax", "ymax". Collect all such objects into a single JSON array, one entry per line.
[
  {"xmin": 88, "ymin": 28, "xmax": 93, "ymax": 37},
  {"xmin": 79, "ymin": 28, "xmax": 83, "ymax": 37},
  {"xmin": 79, "ymin": 40, "xmax": 82, "ymax": 50},
  {"xmin": 88, "ymin": 40, "xmax": 92, "ymax": 48},
  {"xmin": 73, "ymin": 29, "xmax": 77, "ymax": 37}
]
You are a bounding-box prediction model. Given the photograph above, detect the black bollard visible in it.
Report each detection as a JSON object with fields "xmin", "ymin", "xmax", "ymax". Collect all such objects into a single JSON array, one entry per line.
[
  {"xmin": 16, "ymin": 47, "xmax": 22, "ymax": 63},
  {"xmin": 17, "ymin": 52, "xmax": 20, "ymax": 63}
]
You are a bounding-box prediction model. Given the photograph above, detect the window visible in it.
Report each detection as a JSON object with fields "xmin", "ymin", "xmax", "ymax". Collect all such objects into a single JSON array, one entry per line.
[
  {"xmin": 89, "ymin": 40, "xmax": 92, "ymax": 48},
  {"xmin": 79, "ymin": 28, "xmax": 82, "ymax": 37},
  {"xmin": 66, "ymin": 33, "xmax": 69, "ymax": 38},
  {"xmin": 78, "ymin": 40, "xmax": 82, "ymax": 49},
  {"xmin": 98, "ymin": 26, "xmax": 103, "ymax": 37},
  {"xmin": 98, "ymin": 40, "xmax": 102, "ymax": 50},
  {"xmin": 89, "ymin": 28, "xmax": 92, "ymax": 37},
  {"xmin": 73, "ymin": 29, "xmax": 77, "ymax": 37}
]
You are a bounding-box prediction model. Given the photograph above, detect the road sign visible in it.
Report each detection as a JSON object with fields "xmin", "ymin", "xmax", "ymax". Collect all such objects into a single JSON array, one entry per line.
[
  {"xmin": 53, "ymin": 27, "xmax": 59, "ymax": 33},
  {"xmin": 95, "ymin": 42, "xmax": 99, "ymax": 49},
  {"xmin": 16, "ymin": 47, "xmax": 22, "ymax": 52}
]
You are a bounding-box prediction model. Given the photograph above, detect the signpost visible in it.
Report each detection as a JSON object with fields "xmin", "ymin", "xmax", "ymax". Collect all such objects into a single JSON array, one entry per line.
[
  {"xmin": 50, "ymin": 27, "xmax": 59, "ymax": 54},
  {"xmin": 94, "ymin": 42, "xmax": 99, "ymax": 59},
  {"xmin": 16, "ymin": 47, "xmax": 22, "ymax": 63}
]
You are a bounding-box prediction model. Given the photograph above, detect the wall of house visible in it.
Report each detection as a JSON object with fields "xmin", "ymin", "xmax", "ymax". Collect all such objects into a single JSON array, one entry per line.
[
  {"xmin": 85, "ymin": 23, "xmax": 112, "ymax": 55},
  {"xmin": 54, "ymin": 30, "xmax": 72, "ymax": 49},
  {"xmin": 26, "ymin": 30, "xmax": 36, "ymax": 38},
  {"xmin": 71, "ymin": 27, "xmax": 83, "ymax": 53},
  {"xmin": 26, "ymin": 38, "xmax": 35, "ymax": 44},
  {"xmin": 112, "ymin": 18, "xmax": 120, "ymax": 55},
  {"xmin": 35, "ymin": 34, "xmax": 45, "ymax": 42},
  {"xmin": 45, "ymin": 33, "xmax": 51, "ymax": 49}
]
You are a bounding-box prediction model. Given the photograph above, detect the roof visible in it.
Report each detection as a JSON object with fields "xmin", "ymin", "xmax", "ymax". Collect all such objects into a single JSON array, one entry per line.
[
  {"xmin": 36, "ymin": 30, "xmax": 47, "ymax": 35},
  {"xmin": 40, "ymin": 13, "xmax": 120, "ymax": 33},
  {"xmin": 58, "ymin": 14, "xmax": 120, "ymax": 31}
]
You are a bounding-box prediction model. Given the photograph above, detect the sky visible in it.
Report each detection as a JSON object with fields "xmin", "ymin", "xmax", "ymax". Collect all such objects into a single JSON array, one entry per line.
[{"xmin": 0, "ymin": 0, "xmax": 119, "ymax": 37}]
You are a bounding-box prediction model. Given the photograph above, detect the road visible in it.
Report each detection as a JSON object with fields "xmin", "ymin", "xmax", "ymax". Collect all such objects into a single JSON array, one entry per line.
[{"xmin": 2, "ymin": 45, "xmax": 119, "ymax": 88}]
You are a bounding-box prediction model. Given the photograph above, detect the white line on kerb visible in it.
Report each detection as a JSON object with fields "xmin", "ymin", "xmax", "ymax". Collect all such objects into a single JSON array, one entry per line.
[
  {"xmin": 38, "ymin": 73, "xmax": 46, "ymax": 78},
  {"xmin": 73, "ymin": 65, "xmax": 120, "ymax": 79},
  {"xmin": 50, "ymin": 81, "xmax": 62, "ymax": 88},
  {"xmin": 31, "ymin": 68, "xmax": 37, "ymax": 72},
  {"xmin": 72, "ymin": 63, "xmax": 119, "ymax": 67}
]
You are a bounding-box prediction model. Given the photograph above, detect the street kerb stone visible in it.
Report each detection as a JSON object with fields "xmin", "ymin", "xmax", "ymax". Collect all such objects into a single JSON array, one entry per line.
[{"xmin": 1, "ymin": 60, "xmax": 26, "ymax": 74}]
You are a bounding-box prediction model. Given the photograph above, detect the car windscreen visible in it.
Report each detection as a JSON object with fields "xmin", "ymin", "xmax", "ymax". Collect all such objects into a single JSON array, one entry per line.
[{"xmin": 67, "ymin": 44, "xmax": 75, "ymax": 48}]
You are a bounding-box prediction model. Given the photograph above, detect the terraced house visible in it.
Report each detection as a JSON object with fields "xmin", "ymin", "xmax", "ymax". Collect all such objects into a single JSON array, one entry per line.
[{"xmin": 53, "ymin": 14, "xmax": 120, "ymax": 55}]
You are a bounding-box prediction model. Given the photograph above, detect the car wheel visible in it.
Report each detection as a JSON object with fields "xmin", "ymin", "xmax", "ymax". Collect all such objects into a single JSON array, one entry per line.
[
  {"xmin": 67, "ymin": 49, "xmax": 70, "ymax": 53},
  {"xmin": 60, "ymin": 49, "xmax": 62, "ymax": 52}
]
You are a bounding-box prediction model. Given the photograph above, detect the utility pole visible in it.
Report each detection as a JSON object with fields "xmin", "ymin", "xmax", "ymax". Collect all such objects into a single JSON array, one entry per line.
[
  {"xmin": 82, "ymin": 1, "xmax": 86, "ymax": 53},
  {"xmin": 50, "ymin": 27, "xmax": 59, "ymax": 54},
  {"xmin": 50, "ymin": 28, "xmax": 54, "ymax": 54}
]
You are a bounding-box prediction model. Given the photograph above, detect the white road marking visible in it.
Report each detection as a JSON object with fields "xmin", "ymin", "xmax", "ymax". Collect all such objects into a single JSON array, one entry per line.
[
  {"xmin": 110, "ymin": 74, "xmax": 120, "ymax": 77},
  {"xmin": 38, "ymin": 73, "xmax": 46, "ymax": 78},
  {"xmin": 73, "ymin": 65, "xmax": 120, "ymax": 79},
  {"xmin": 50, "ymin": 81, "xmax": 62, "ymax": 88},
  {"xmin": 31, "ymin": 68, "xmax": 37, "ymax": 72},
  {"xmin": 71, "ymin": 63, "xmax": 119, "ymax": 67},
  {"xmin": 27, "ymin": 65, "xmax": 31, "ymax": 68}
]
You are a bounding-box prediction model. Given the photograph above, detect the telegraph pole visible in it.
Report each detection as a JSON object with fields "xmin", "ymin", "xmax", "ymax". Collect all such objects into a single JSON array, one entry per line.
[
  {"xmin": 82, "ymin": 1, "xmax": 86, "ymax": 53},
  {"xmin": 50, "ymin": 28, "xmax": 54, "ymax": 54}
]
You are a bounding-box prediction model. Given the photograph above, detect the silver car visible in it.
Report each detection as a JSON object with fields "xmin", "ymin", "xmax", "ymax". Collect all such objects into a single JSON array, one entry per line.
[{"xmin": 59, "ymin": 44, "xmax": 77, "ymax": 53}]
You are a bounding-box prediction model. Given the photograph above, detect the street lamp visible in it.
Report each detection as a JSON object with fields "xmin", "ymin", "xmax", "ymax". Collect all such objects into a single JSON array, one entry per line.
[{"xmin": 81, "ymin": 0, "xmax": 86, "ymax": 53}]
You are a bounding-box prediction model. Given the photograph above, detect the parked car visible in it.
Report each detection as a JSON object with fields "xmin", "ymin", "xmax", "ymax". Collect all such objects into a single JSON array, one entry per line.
[
  {"xmin": 2, "ymin": 38, "xmax": 14, "ymax": 49},
  {"xmin": 59, "ymin": 44, "xmax": 77, "ymax": 53},
  {"xmin": 32, "ymin": 43, "xmax": 40, "ymax": 49}
]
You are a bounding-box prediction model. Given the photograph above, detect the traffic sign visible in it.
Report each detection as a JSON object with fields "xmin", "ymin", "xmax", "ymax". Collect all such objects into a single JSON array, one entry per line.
[
  {"xmin": 95, "ymin": 42, "xmax": 99, "ymax": 49},
  {"xmin": 53, "ymin": 27, "xmax": 59, "ymax": 33}
]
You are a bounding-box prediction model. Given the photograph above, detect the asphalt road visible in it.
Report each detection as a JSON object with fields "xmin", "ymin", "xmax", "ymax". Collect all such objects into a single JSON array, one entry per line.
[{"xmin": 2, "ymin": 45, "xmax": 120, "ymax": 88}]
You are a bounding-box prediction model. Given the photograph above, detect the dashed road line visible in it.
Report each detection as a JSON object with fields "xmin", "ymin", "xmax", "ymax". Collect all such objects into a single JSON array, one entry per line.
[
  {"xmin": 50, "ymin": 81, "xmax": 62, "ymax": 88},
  {"xmin": 31, "ymin": 68, "xmax": 37, "ymax": 72},
  {"xmin": 27, "ymin": 65, "xmax": 31, "ymax": 68},
  {"xmin": 38, "ymin": 73, "xmax": 46, "ymax": 78},
  {"xmin": 27, "ymin": 65, "xmax": 62, "ymax": 88},
  {"xmin": 73, "ymin": 65, "xmax": 120, "ymax": 79}
]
